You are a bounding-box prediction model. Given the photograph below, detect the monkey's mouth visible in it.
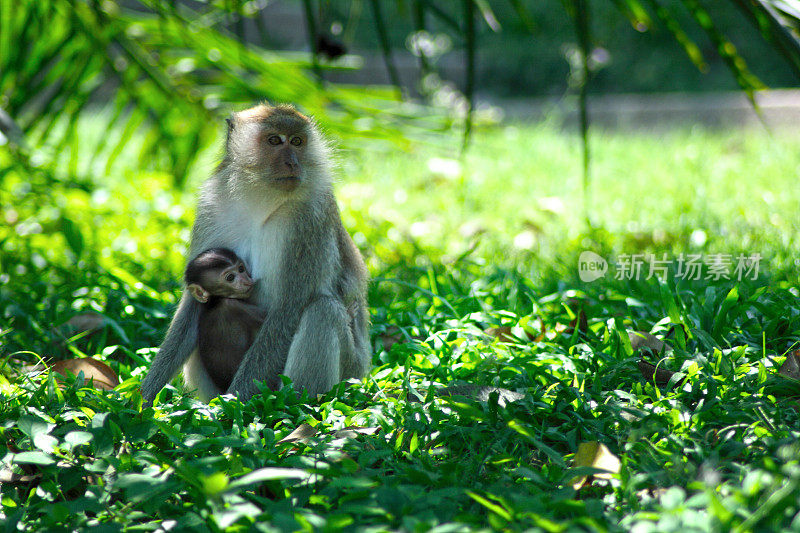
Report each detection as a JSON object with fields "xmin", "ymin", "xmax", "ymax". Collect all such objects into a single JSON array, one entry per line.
[{"xmin": 272, "ymin": 176, "xmax": 300, "ymax": 191}]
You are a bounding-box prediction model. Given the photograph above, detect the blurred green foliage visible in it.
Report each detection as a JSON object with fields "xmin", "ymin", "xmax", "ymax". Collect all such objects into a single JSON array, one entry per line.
[
  {"xmin": 317, "ymin": 0, "xmax": 800, "ymax": 95},
  {"xmin": 0, "ymin": 0, "xmax": 453, "ymax": 186}
]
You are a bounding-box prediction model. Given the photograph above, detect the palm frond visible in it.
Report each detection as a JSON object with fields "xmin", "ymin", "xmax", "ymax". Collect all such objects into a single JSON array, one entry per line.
[
  {"xmin": 0, "ymin": 0, "xmax": 426, "ymax": 188},
  {"xmin": 733, "ymin": 0, "xmax": 800, "ymax": 78}
]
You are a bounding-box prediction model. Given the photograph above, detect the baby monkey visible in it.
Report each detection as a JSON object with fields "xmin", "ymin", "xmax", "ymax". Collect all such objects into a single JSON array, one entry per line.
[{"xmin": 184, "ymin": 248, "xmax": 265, "ymax": 394}]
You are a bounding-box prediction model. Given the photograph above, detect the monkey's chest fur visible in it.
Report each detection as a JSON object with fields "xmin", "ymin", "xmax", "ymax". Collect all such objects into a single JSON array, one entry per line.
[
  {"xmin": 210, "ymin": 194, "xmax": 338, "ymax": 308},
  {"xmin": 216, "ymin": 201, "xmax": 292, "ymax": 307}
]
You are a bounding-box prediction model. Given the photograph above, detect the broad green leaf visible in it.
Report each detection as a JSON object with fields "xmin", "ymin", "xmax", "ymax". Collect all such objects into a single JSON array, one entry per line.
[
  {"xmin": 17, "ymin": 415, "xmax": 53, "ymax": 439},
  {"xmin": 64, "ymin": 431, "xmax": 93, "ymax": 448},
  {"xmin": 201, "ymin": 471, "xmax": 229, "ymax": 496},
  {"xmin": 228, "ymin": 468, "xmax": 311, "ymax": 489},
  {"xmin": 13, "ymin": 451, "xmax": 55, "ymax": 466}
]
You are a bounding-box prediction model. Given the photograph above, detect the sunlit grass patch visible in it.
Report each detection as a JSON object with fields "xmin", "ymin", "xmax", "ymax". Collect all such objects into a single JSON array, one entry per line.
[{"xmin": 1, "ymin": 120, "xmax": 799, "ymax": 530}]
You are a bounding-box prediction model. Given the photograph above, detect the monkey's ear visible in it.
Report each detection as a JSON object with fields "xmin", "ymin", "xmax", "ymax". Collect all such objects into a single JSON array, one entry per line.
[{"xmin": 188, "ymin": 284, "xmax": 210, "ymax": 303}]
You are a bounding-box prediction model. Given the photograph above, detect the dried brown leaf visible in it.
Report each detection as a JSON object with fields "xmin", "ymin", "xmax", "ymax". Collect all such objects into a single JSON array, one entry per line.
[
  {"xmin": 637, "ymin": 360, "xmax": 685, "ymax": 389},
  {"xmin": 637, "ymin": 360, "xmax": 672, "ymax": 386},
  {"xmin": 332, "ymin": 426, "xmax": 380, "ymax": 439},
  {"xmin": 0, "ymin": 466, "xmax": 40, "ymax": 485},
  {"xmin": 635, "ymin": 487, "xmax": 670, "ymax": 500},
  {"xmin": 628, "ymin": 331, "xmax": 667, "ymax": 354},
  {"xmin": 379, "ymin": 326, "xmax": 425, "ymax": 350},
  {"xmin": 279, "ymin": 423, "xmax": 317, "ymax": 444},
  {"xmin": 778, "ymin": 350, "xmax": 800, "ymax": 380},
  {"xmin": 65, "ymin": 313, "xmax": 106, "ymax": 331},
  {"xmin": 564, "ymin": 309, "xmax": 588, "ymax": 336},
  {"xmin": 53, "ymin": 313, "xmax": 108, "ymax": 341},
  {"xmin": 439, "ymin": 385, "xmax": 524, "ymax": 406},
  {"xmin": 380, "ymin": 326, "xmax": 404, "ymax": 350},
  {"xmin": 51, "ymin": 358, "xmax": 119, "ymax": 391},
  {"xmin": 524, "ymin": 317, "xmax": 546, "ymax": 343}
]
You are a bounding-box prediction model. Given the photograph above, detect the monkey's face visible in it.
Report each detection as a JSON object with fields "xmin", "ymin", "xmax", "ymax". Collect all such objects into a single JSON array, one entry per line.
[
  {"xmin": 217, "ymin": 261, "xmax": 255, "ymax": 299},
  {"xmin": 226, "ymin": 105, "xmax": 328, "ymax": 197},
  {"xmin": 258, "ymin": 131, "xmax": 306, "ymax": 192}
]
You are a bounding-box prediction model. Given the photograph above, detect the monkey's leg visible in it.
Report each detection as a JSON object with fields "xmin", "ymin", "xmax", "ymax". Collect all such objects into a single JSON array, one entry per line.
[
  {"xmin": 183, "ymin": 351, "xmax": 223, "ymax": 402},
  {"xmin": 283, "ymin": 296, "xmax": 349, "ymax": 396}
]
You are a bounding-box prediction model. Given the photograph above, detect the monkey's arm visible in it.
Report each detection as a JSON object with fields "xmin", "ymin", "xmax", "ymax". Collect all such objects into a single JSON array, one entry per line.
[
  {"xmin": 237, "ymin": 301, "xmax": 268, "ymax": 324},
  {"xmin": 141, "ymin": 293, "xmax": 201, "ymax": 402},
  {"xmin": 335, "ymin": 222, "xmax": 368, "ymax": 305},
  {"xmin": 335, "ymin": 221, "xmax": 371, "ymax": 378}
]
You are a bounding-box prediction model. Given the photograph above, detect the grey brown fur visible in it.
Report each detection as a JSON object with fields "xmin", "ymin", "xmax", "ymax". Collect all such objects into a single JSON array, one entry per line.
[{"xmin": 141, "ymin": 104, "xmax": 370, "ymax": 402}]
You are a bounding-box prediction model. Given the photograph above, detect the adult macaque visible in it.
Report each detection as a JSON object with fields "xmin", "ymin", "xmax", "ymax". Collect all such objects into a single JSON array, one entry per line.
[
  {"xmin": 141, "ymin": 104, "xmax": 370, "ymax": 402},
  {"xmin": 184, "ymin": 248, "xmax": 265, "ymax": 398}
]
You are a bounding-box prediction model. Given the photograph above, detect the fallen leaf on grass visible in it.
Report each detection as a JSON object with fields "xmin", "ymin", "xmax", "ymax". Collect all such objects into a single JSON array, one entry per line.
[
  {"xmin": 439, "ymin": 385, "xmax": 525, "ymax": 407},
  {"xmin": 380, "ymin": 326, "xmax": 405, "ymax": 350},
  {"xmin": 60, "ymin": 313, "xmax": 107, "ymax": 334},
  {"xmin": 278, "ymin": 423, "xmax": 317, "ymax": 444},
  {"xmin": 778, "ymin": 350, "xmax": 800, "ymax": 380},
  {"xmin": 763, "ymin": 350, "xmax": 800, "ymax": 399},
  {"xmin": 570, "ymin": 441, "xmax": 621, "ymax": 490},
  {"xmin": 278, "ymin": 424, "xmax": 378, "ymax": 446},
  {"xmin": 0, "ymin": 465, "xmax": 41, "ymax": 485},
  {"xmin": 523, "ymin": 316, "xmax": 546, "ymax": 343},
  {"xmin": 53, "ymin": 313, "xmax": 131, "ymax": 345},
  {"xmin": 628, "ymin": 331, "xmax": 667, "ymax": 354},
  {"xmin": 332, "ymin": 426, "xmax": 380, "ymax": 439},
  {"xmin": 52, "ymin": 313, "xmax": 109, "ymax": 343},
  {"xmin": 635, "ymin": 487, "xmax": 670, "ymax": 500},
  {"xmin": 51, "ymin": 358, "xmax": 119, "ymax": 390},
  {"xmin": 485, "ymin": 317, "xmax": 546, "ymax": 344},
  {"xmin": 637, "ymin": 360, "xmax": 685, "ymax": 389},
  {"xmin": 379, "ymin": 326, "xmax": 426, "ymax": 350}
]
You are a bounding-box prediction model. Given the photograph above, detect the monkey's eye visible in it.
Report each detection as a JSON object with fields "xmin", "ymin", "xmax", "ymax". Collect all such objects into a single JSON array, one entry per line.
[
  {"xmin": 226, "ymin": 273, "xmax": 235, "ymax": 282},
  {"xmin": 238, "ymin": 265, "xmax": 245, "ymax": 273},
  {"xmin": 290, "ymin": 136, "xmax": 303, "ymax": 146},
  {"xmin": 267, "ymin": 135, "xmax": 282, "ymax": 146}
]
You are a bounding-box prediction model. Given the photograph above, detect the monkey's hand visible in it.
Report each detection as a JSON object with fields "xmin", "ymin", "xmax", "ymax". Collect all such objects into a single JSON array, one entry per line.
[{"xmin": 227, "ymin": 309, "xmax": 295, "ymax": 400}]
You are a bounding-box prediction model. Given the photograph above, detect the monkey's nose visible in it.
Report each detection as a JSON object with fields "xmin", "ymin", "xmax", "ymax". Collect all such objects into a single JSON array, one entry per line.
[
  {"xmin": 283, "ymin": 151, "xmax": 301, "ymax": 175},
  {"xmin": 285, "ymin": 161, "xmax": 300, "ymax": 174}
]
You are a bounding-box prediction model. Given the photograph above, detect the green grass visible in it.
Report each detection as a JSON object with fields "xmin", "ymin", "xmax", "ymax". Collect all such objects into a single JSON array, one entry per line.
[{"xmin": 1, "ymin": 120, "xmax": 800, "ymax": 531}]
